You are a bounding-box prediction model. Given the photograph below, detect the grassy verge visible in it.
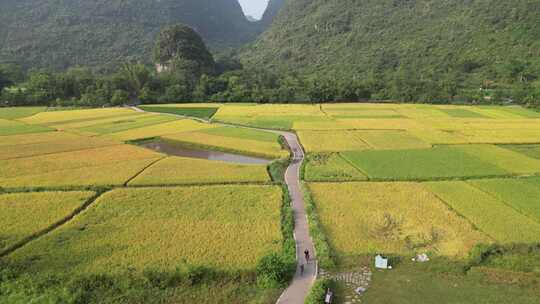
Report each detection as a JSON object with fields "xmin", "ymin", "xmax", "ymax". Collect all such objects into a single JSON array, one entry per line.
[
  {"xmin": 302, "ymin": 184, "xmax": 336, "ymax": 269},
  {"xmin": 0, "ymin": 261, "xmax": 280, "ymax": 304},
  {"xmin": 268, "ymin": 159, "xmax": 290, "ymax": 184},
  {"xmin": 305, "ymin": 278, "xmax": 336, "ymax": 304}
]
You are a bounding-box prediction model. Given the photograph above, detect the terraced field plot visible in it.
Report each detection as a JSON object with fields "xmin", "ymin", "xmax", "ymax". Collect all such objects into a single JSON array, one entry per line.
[
  {"xmin": 163, "ymin": 126, "xmax": 288, "ymax": 159},
  {"xmin": 505, "ymin": 144, "xmax": 540, "ymax": 160},
  {"xmin": 129, "ymin": 156, "xmax": 270, "ymax": 186},
  {"xmin": 341, "ymin": 146, "xmax": 510, "ymax": 180},
  {"xmin": 0, "ymin": 191, "xmax": 94, "ymax": 253},
  {"xmin": 438, "ymin": 108, "xmax": 489, "ymax": 118},
  {"xmin": 75, "ymin": 114, "xmax": 178, "ymax": 135},
  {"xmin": 7, "ymin": 186, "xmax": 283, "ymax": 274},
  {"xmin": 0, "ymin": 106, "xmax": 45, "ymax": 119},
  {"xmin": 0, "ymin": 145, "xmax": 163, "ymax": 188},
  {"xmin": 468, "ymin": 177, "xmax": 540, "ymax": 223},
  {"xmin": 425, "ymin": 181, "xmax": 540, "ymax": 243},
  {"xmin": 140, "ymin": 104, "xmax": 220, "ymax": 120},
  {"xmin": 106, "ymin": 119, "xmax": 217, "ymax": 141},
  {"xmin": 0, "ymin": 119, "xmax": 52, "ymax": 136},
  {"xmin": 214, "ymin": 104, "xmax": 327, "ymax": 129},
  {"xmin": 0, "ymin": 131, "xmax": 81, "ymax": 147},
  {"xmin": 20, "ymin": 108, "xmax": 137, "ymax": 125},
  {"xmin": 304, "ymin": 153, "xmax": 367, "ymax": 181},
  {"xmin": 0, "ymin": 133, "xmax": 118, "ymax": 160},
  {"xmin": 459, "ymin": 144, "xmax": 540, "ymax": 174},
  {"xmin": 307, "ymin": 182, "xmax": 489, "ymax": 257},
  {"xmin": 298, "ymin": 130, "xmax": 371, "ymax": 152}
]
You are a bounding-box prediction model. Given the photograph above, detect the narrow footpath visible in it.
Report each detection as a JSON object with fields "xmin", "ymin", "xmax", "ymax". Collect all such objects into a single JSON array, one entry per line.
[
  {"xmin": 134, "ymin": 107, "xmax": 317, "ymax": 303},
  {"xmin": 275, "ymin": 131, "xmax": 317, "ymax": 304}
]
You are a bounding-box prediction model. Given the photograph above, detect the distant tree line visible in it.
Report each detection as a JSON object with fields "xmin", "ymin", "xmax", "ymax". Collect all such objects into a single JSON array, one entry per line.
[{"xmin": 1, "ymin": 24, "xmax": 539, "ymax": 108}]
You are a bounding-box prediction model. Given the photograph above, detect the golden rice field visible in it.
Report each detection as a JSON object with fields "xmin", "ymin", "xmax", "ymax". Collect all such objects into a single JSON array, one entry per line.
[
  {"xmin": 0, "ymin": 158, "xmax": 162, "ymax": 188},
  {"xmin": 0, "ymin": 191, "xmax": 94, "ymax": 253},
  {"xmin": 105, "ymin": 119, "xmax": 217, "ymax": 141},
  {"xmin": 6, "ymin": 186, "xmax": 283, "ymax": 274},
  {"xmin": 162, "ymin": 130, "xmax": 288, "ymax": 159},
  {"xmin": 0, "ymin": 133, "xmax": 118, "ymax": 160},
  {"xmin": 2, "ymin": 104, "xmax": 540, "ymax": 301},
  {"xmin": 0, "ymin": 144, "xmax": 162, "ymax": 179},
  {"xmin": 20, "ymin": 108, "xmax": 137, "ymax": 125},
  {"xmin": 297, "ymin": 130, "xmax": 370, "ymax": 152},
  {"xmin": 307, "ymin": 182, "xmax": 489, "ymax": 258},
  {"xmin": 50, "ymin": 113, "xmax": 147, "ymax": 130},
  {"xmin": 129, "ymin": 156, "xmax": 270, "ymax": 186},
  {"xmin": 0, "ymin": 131, "xmax": 81, "ymax": 147}
]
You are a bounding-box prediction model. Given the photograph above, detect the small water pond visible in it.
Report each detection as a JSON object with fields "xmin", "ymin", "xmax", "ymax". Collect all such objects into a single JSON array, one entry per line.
[{"xmin": 141, "ymin": 140, "xmax": 272, "ymax": 165}]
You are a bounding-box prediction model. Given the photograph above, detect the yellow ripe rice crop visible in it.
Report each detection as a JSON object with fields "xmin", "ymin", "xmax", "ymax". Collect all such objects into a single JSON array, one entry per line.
[
  {"xmin": 20, "ymin": 108, "xmax": 137, "ymax": 125},
  {"xmin": 307, "ymin": 182, "xmax": 489, "ymax": 257},
  {"xmin": 396, "ymin": 107, "xmax": 453, "ymax": 119},
  {"xmin": 0, "ymin": 144, "xmax": 162, "ymax": 179},
  {"xmin": 355, "ymin": 130, "xmax": 431, "ymax": 150},
  {"xmin": 304, "ymin": 154, "xmax": 367, "ymax": 181},
  {"xmin": 425, "ymin": 181, "xmax": 540, "ymax": 243},
  {"xmin": 297, "ymin": 130, "xmax": 370, "ymax": 152},
  {"xmin": 162, "ymin": 131, "xmax": 288, "ymax": 159},
  {"xmin": 458, "ymin": 145, "xmax": 540, "ymax": 174},
  {"xmin": 0, "ymin": 134, "xmax": 118, "ymax": 160},
  {"xmin": 0, "ymin": 158, "xmax": 162, "ymax": 188},
  {"xmin": 298, "ymin": 130, "xmax": 429, "ymax": 152},
  {"xmin": 0, "ymin": 191, "xmax": 94, "ymax": 253},
  {"xmin": 456, "ymin": 129, "xmax": 540, "ymax": 144},
  {"xmin": 215, "ymin": 104, "xmax": 324, "ymax": 117},
  {"xmin": 106, "ymin": 119, "xmax": 217, "ymax": 141},
  {"xmin": 407, "ymin": 129, "xmax": 469, "ymax": 145},
  {"xmin": 50, "ymin": 113, "xmax": 147, "ymax": 130},
  {"xmin": 129, "ymin": 156, "xmax": 270, "ymax": 186},
  {"xmin": 7, "ymin": 186, "xmax": 283, "ymax": 274},
  {"xmin": 0, "ymin": 131, "xmax": 82, "ymax": 147},
  {"xmin": 293, "ymin": 120, "xmax": 357, "ymax": 131},
  {"xmin": 340, "ymin": 118, "xmax": 422, "ymax": 130}
]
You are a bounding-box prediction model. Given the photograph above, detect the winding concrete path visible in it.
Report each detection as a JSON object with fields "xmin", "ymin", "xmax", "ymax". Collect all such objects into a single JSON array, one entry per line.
[
  {"xmin": 275, "ymin": 131, "xmax": 317, "ymax": 304},
  {"xmin": 134, "ymin": 107, "xmax": 317, "ymax": 303}
]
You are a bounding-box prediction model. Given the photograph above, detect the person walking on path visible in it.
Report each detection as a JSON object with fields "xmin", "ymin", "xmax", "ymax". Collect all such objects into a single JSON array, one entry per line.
[
  {"xmin": 304, "ymin": 249, "xmax": 310, "ymax": 263},
  {"xmin": 300, "ymin": 264, "xmax": 305, "ymax": 276}
]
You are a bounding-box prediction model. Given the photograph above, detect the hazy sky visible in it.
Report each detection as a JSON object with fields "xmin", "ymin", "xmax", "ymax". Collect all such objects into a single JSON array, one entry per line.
[{"xmin": 237, "ymin": 0, "xmax": 269, "ymax": 19}]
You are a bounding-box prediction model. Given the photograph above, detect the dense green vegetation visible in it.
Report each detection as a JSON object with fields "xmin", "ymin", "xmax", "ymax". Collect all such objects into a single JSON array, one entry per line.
[
  {"xmin": 139, "ymin": 106, "xmax": 218, "ymax": 120},
  {"xmin": 242, "ymin": 0, "xmax": 540, "ymax": 104},
  {"xmin": 0, "ymin": 0, "xmax": 271, "ymax": 71}
]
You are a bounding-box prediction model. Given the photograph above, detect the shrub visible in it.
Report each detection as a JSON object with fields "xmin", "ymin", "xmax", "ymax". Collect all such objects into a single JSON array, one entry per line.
[
  {"xmin": 256, "ymin": 253, "xmax": 295, "ymax": 288},
  {"xmin": 305, "ymin": 278, "xmax": 335, "ymax": 304},
  {"xmin": 143, "ymin": 268, "xmax": 182, "ymax": 289},
  {"xmin": 186, "ymin": 265, "xmax": 213, "ymax": 286}
]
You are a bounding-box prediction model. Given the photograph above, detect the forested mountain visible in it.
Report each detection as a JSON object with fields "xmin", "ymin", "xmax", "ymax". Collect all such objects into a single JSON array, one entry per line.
[
  {"xmin": 242, "ymin": 0, "xmax": 540, "ymax": 89},
  {"xmin": 260, "ymin": 0, "xmax": 286, "ymax": 27},
  {"xmin": 0, "ymin": 0, "xmax": 265, "ymax": 70}
]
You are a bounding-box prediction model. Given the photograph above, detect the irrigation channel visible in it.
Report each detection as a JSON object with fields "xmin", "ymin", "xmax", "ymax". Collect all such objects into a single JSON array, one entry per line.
[{"xmin": 134, "ymin": 107, "xmax": 317, "ymax": 303}]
